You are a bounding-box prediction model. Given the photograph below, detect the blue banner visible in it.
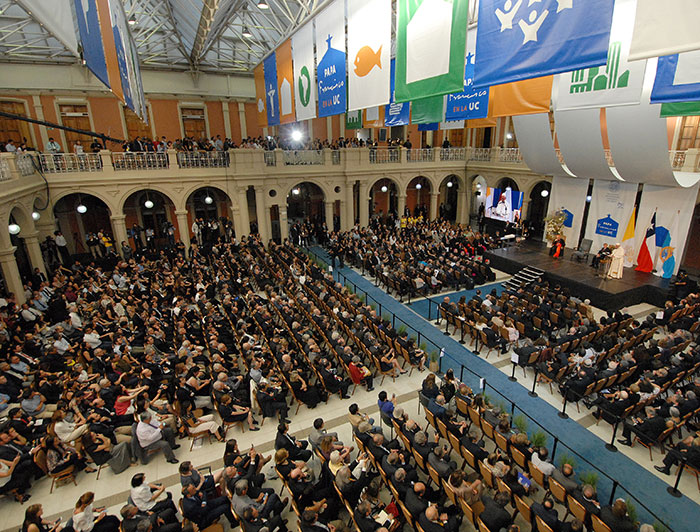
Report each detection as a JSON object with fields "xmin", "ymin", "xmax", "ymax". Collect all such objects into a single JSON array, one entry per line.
[
  {"xmin": 73, "ymin": 0, "xmax": 109, "ymax": 89},
  {"xmin": 595, "ymin": 214, "xmax": 619, "ymax": 237},
  {"xmin": 264, "ymin": 53, "xmax": 280, "ymax": 126},
  {"xmin": 473, "ymin": 0, "xmax": 614, "ymax": 88},
  {"xmin": 562, "ymin": 208, "xmax": 573, "ymax": 228},
  {"xmin": 317, "ymin": 35, "xmax": 346, "ymax": 117},
  {"xmin": 445, "ymin": 54, "xmax": 490, "ymax": 121},
  {"xmin": 418, "ymin": 123, "xmax": 439, "ymax": 131},
  {"xmin": 385, "ymin": 59, "xmax": 410, "ymax": 127},
  {"xmin": 651, "ymin": 54, "xmax": 700, "ymax": 104}
]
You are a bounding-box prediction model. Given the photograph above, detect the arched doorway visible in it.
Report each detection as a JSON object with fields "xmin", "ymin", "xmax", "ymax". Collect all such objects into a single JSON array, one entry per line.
[
  {"xmin": 496, "ymin": 177, "xmax": 519, "ymax": 191},
  {"xmin": 287, "ymin": 182, "xmax": 325, "ymax": 224},
  {"xmin": 528, "ymin": 181, "xmax": 552, "ymax": 238},
  {"xmin": 8, "ymin": 207, "xmax": 32, "ymax": 282},
  {"xmin": 369, "ymin": 178, "xmax": 398, "ymax": 220},
  {"xmin": 407, "ymin": 176, "xmax": 431, "ymax": 218},
  {"xmin": 53, "ymin": 193, "xmax": 112, "ymax": 261},
  {"xmin": 438, "ymin": 175, "xmax": 461, "ymax": 222},
  {"xmin": 123, "ymin": 190, "xmax": 177, "ymax": 250},
  {"xmin": 186, "ymin": 187, "xmax": 234, "ymax": 243}
]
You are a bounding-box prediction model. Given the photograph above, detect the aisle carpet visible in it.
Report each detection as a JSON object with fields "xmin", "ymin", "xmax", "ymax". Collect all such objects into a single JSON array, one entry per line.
[{"xmin": 310, "ymin": 246, "xmax": 699, "ymax": 531}]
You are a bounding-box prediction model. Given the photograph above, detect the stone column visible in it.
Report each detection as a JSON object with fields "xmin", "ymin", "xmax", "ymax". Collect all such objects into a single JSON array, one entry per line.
[
  {"xmin": 359, "ymin": 182, "xmax": 370, "ymax": 228},
  {"xmin": 522, "ymin": 199, "xmax": 531, "ymax": 221},
  {"xmin": 0, "ymin": 248, "xmax": 24, "ymax": 303},
  {"xmin": 344, "ymin": 182, "xmax": 355, "ymax": 229},
  {"xmin": 254, "ymin": 186, "xmax": 270, "ymax": 243},
  {"xmin": 222, "ymin": 101, "xmax": 232, "ymax": 139},
  {"xmin": 279, "ymin": 205, "xmax": 289, "ymax": 242},
  {"xmin": 430, "ymin": 192, "xmax": 439, "ymax": 220},
  {"xmin": 456, "ymin": 189, "xmax": 469, "ymax": 226},
  {"xmin": 324, "ymin": 201, "xmax": 334, "ymax": 228},
  {"xmin": 235, "ymin": 187, "xmax": 251, "ymax": 238},
  {"xmin": 175, "ymin": 210, "xmax": 191, "ymax": 249},
  {"xmin": 23, "ymin": 232, "xmax": 46, "ymax": 275},
  {"xmin": 238, "ymin": 102, "xmax": 248, "ymax": 139},
  {"xmin": 397, "ymin": 194, "xmax": 407, "ymax": 219},
  {"xmin": 109, "ymin": 215, "xmax": 129, "ymax": 256}
]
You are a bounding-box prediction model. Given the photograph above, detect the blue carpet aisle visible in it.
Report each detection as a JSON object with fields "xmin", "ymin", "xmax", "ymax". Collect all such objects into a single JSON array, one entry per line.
[{"xmin": 309, "ymin": 247, "xmax": 698, "ymax": 531}]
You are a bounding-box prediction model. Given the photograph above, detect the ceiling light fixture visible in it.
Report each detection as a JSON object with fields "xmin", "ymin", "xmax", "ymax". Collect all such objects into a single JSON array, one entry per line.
[
  {"xmin": 128, "ymin": 14, "xmax": 136, "ymax": 26},
  {"xmin": 257, "ymin": 0, "xmax": 269, "ymax": 9},
  {"xmin": 77, "ymin": 204, "xmax": 87, "ymax": 214},
  {"xmin": 292, "ymin": 188, "xmax": 300, "ymax": 196},
  {"xmin": 541, "ymin": 189, "xmax": 549, "ymax": 198},
  {"xmin": 381, "ymin": 185, "xmax": 388, "ymax": 193},
  {"xmin": 242, "ymin": 25, "xmax": 252, "ymax": 38},
  {"xmin": 447, "ymin": 181, "xmax": 453, "ymax": 188},
  {"xmin": 32, "ymin": 211, "xmax": 40, "ymax": 221},
  {"xmin": 8, "ymin": 223, "xmax": 20, "ymax": 235},
  {"xmin": 204, "ymin": 189, "xmax": 214, "ymax": 204},
  {"xmin": 416, "ymin": 183, "xmax": 422, "ymax": 190}
]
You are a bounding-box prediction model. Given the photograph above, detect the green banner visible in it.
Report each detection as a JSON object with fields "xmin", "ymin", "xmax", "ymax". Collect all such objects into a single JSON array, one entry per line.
[
  {"xmin": 395, "ymin": 0, "xmax": 469, "ymax": 103},
  {"xmin": 411, "ymin": 95, "xmax": 444, "ymax": 124},
  {"xmin": 660, "ymin": 101, "xmax": 700, "ymax": 117},
  {"xmin": 346, "ymin": 110, "xmax": 362, "ymax": 129}
]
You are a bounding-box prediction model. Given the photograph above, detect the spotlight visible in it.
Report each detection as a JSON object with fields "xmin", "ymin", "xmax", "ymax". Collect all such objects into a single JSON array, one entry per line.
[
  {"xmin": 506, "ymin": 132, "xmax": 513, "ymax": 140},
  {"xmin": 541, "ymin": 189, "xmax": 550, "ymax": 198},
  {"xmin": 204, "ymin": 195, "xmax": 214, "ymax": 205},
  {"xmin": 242, "ymin": 25, "xmax": 252, "ymax": 38},
  {"xmin": 292, "ymin": 188, "xmax": 300, "ymax": 196},
  {"xmin": 144, "ymin": 199, "xmax": 154, "ymax": 209},
  {"xmin": 291, "ymin": 130, "xmax": 302, "ymax": 142},
  {"xmin": 586, "ymin": 195, "xmax": 592, "ymax": 202},
  {"xmin": 447, "ymin": 181, "xmax": 453, "ymax": 188},
  {"xmin": 416, "ymin": 183, "xmax": 422, "ymax": 190},
  {"xmin": 128, "ymin": 14, "xmax": 136, "ymax": 25},
  {"xmin": 77, "ymin": 204, "xmax": 87, "ymax": 214},
  {"xmin": 257, "ymin": 0, "xmax": 269, "ymax": 8},
  {"xmin": 8, "ymin": 223, "xmax": 20, "ymax": 235},
  {"xmin": 32, "ymin": 211, "xmax": 40, "ymax": 221}
]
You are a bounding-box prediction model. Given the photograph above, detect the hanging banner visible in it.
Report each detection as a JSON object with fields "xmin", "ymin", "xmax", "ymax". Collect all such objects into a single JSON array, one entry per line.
[
  {"xmin": 651, "ymin": 50, "xmax": 700, "ymax": 104},
  {"xmin": 660, "ymin": 101, "xmax": 700, "ymax": 117},
  {"xmin": 583, "ymin": 179, "xmax": 638, "ymax": 255},
  {"xmin": 276, "ymin": 40, "xmax": 296, "ymax": 124},
  {"xmin": 347, "ymin": 0, "xmax": 391, "ymax": 111},
  {"xmin": 512, "ymin": 112, "xmax": 571, "ymax": 177},
  {"xmin": 634, "ymin": 183, "xmax": 699, "ymax": 276},
  {"xmin": 555, "ymin": 0, "xmax": 647, "ymax": 111},
  {"xmin": 629, "ymin": 0, "xmax": 700, "ymax": 61},
  {"xmin": 346, "ymin": 110, "xmax": 362, "ymax": 130},
  {"xmin": 263, "ymin": 53, "xmax": 280, "ymax": 126},
  {"xmin": 490, "ymin": 76, "xmax": 553, "ymax": 118},
  {"xmin": 254, "ymin": 63, "xmax": 267, "ymax": 127},
  {"xmin": 445, "ymin": 29, "xmax": 489, "ymax": 121},
  {"xmin": 474, "ymin": 0, "xmax": 613, "ymax": 89},
  {"xmin": 418, "ymin": 123, "xmax": 439, "ymax": 131},
  {"xmin": 395, "ymin": 0, "xmax": 469, "ymax": 103},
  {"xmin": 411, "ymin": 95, "xmax": 444, "ymax": 124},
  {"xmin": 292, "ymin": 21, "xmax": 316, "ymax": 121},
  {"xmin": 440, "ymin": 120, "xmax": 465, "ymax": 130},
  {"xmin": 315, "ymin": 0, "xmax": 346, "ymax": 118},
  {"xmin": 363, "ymin": 107, "xmax": 385, "ymax": 129},
  {"xmin": 385, "ymin": 59, "xmax": 411, "ymax": 127},
  {"xmin": 546, "ymin": 176, "xmax": 590, "ymax": 245},
  {"xmin": 73, "ymin": 0, "xmax": 110, "ymax": 89}
]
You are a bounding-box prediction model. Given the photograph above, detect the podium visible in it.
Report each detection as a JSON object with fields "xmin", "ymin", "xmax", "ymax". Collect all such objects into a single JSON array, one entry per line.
[{"xmin": 598, "ymin": 257, "xmax": 612, "ymax": 279}]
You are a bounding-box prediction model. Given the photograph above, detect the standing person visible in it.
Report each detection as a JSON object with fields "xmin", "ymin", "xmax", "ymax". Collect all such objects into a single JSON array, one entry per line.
[
  {"xmin": 608, "ymin": 243, "xmax": 625, "ymax": 280},
  {"xmin": 54, "ymin": 231, "xmax": 71, "ymax": 265},
  {"xmin": 46, "ymin": 138, "xmax": 61, "ymax": 154},
  {"xmin": 72, "ymin": 492, "xmax": 120, "ymax": 532},
  {"xmin": 131, "ymin": 224, "xmax": 144, "ymax": 250}
]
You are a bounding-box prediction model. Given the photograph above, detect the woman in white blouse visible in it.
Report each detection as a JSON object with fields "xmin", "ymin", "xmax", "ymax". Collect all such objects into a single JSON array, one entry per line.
[{"xmin": 72, "ymin": 492, "xmax": 120, "ymax": 532}]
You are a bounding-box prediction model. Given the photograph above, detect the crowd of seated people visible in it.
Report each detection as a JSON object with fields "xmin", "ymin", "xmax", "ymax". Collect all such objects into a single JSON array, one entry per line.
[{"xmin": 325, "ymin": 220, "xmax": 498, "ymax": 299}]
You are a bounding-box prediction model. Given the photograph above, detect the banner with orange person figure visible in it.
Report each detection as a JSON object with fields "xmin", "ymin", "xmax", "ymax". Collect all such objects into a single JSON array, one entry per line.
[{"xmin": 347, "ymin": 0, "xmax": 391, "ymax": 111}]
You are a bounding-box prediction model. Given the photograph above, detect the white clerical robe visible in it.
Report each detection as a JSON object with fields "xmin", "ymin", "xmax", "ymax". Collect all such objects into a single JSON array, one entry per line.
[{"xmin": 608, "ymin": 247, "xmax": 625, "ymax": 279}]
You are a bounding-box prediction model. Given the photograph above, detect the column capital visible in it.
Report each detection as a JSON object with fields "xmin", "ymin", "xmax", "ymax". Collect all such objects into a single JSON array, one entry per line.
[
  {"xmin": 174, "ymin": 210, "xmax": 189, "ymax": 216},
  {"xmin": 21, "ymin": 231, "xmax": 40, "ymax": 240},
  {"xmin": 0, "ymin": 247, "xmax": 18, "ymax": 260},
  {"xmin": 110, "ymin": 214, "xmax": 127, "ymax": 222}
]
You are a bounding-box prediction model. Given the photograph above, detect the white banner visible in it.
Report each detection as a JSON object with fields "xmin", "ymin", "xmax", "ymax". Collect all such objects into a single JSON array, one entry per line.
[
  {"xmin": 634, "ymin": 183, "xmax": 699, "ymax": 275},
  {"xmin": 512, "ymin": 113, "xmax": 574, "ymax": 177},
  {"xmin": 347, "ymin": 0, "xmax": 391, "ymax": 111},
  {"xmin": 292, "ymin": 21, "xmax": 316, "ymax": 121},
  {"xmin": 440, "ymin": 120, "xmax": 465, "ymax": 130},
  {"xmin": 555, "ymin": 0, "xmax": 646, "ymax": 111},
  {"xmin": 546, "ymin": 176, "xmax": 590, "ymax": 245},
  {"xmin": 584, "ymin": 179, "xmax": 638, "ymax": 255},
  {"xmin": 629, "ymin": 0, "xmax": 700, "ymax": 61}
]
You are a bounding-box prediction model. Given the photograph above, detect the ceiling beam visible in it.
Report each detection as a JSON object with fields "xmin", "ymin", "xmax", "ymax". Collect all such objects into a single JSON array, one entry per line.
[{"xmin": 190, "ymin": 0, "xmax": 222, "ymax": 66}]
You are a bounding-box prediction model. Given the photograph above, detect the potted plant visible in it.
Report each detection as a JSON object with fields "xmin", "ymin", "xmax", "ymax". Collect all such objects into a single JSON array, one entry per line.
[
  {"xmin": 578, "ymin": 471, "xmax": 599, "ymax": 489},
  {"xmin": 398, "ymin": 325, "xmax": 407, "ymax": 336},
  {"xmin": 429, "ymin": 350, "xmax": 440, "ymax": 372},
  {"xmin": 557, "ymin": 453, "xmax": 577, "ymax": 470},
  {"xmin": 625, "ymin": 499, "xmax": 638, "ymax": 527},
  {"xmin": 530, "ymin": 430, "xmax": 548, "ymax": 449},
  {"xmin": 513, "ymin": 414, "xmax": 528, "ymax": 435}
]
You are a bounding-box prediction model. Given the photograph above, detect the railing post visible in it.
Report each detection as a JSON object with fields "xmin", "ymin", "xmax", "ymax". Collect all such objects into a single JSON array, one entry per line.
[
  {"xmin": 529, "ymin": 369, "xmax": 538, "ymax": 397},
  {"xmin": 609, "ymin": 480, "xmax": 619, "ymax": 505},
  {"xmin": 606, "ymin": 420, "xmax": 619, "ymax": 452},
  {"xmin": 100, "ymin": 150, "xmax": 113, "ymax": 171},
  {"xmin": 667, "ymin": 458, "xmax": 685, "ymax": 497},
  {"xmin": 559, "ymin": 390, "xmax": 570, "ymax": 419},
  {"xmin": 551, "ymin": 438, "xmax": 559, "ymax": 461},
  {"xmin": 509, "ymin": 360, "xmax": 518, "ymax": 382},
  {"xmin": 167, "ymin": 149, "xmax": 178, "ymax": 168}
]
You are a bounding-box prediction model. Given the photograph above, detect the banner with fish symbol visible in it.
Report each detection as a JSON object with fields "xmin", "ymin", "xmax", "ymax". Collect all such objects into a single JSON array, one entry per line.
[
  {"xmin": 385, "ymin": 59, "xmax": 411, "ymax": 127},
  {"xmin": 445, "ymin": 29, "xmax": 489, "ymax": 121},
  {"xmin": 263, "ymin": 52, "xmax": 280, "ymax": 126},
  {"xmin": 315, "ymin": 0, "xmax": 346, "ymax": 117},
  {"xmin": 276, "ymin": 40, "xmax": 296, "ymax": 124},
  {"xmin": 395, "ymin": 0, "xmax": 469, "ymax": 103},
  {"xmin": 347, "ymin": 0, "xmax": 391, "ymax": 111},
  {"xmin": 291, "ymin": 20, "xmax": 316, "ymax": 121},
  {"xmin": 254, "ymin": 63, "xmax": 267, "ymax": 127}
]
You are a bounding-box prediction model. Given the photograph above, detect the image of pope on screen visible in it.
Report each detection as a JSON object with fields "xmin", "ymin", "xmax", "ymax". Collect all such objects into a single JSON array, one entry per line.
[{"xmin": 485, "ymin": 187, "xmax": 524, "ymax": 223}]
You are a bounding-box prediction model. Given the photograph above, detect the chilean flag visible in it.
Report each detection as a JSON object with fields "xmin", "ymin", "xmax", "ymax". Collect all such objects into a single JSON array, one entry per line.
[{"xmin": 635, "ymin": 212, "xmax": 656, "ymax": 273}]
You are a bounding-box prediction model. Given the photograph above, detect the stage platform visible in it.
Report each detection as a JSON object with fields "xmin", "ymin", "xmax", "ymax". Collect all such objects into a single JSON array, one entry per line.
[{"xmin": 484, "ymin": 241, "xmax": 671, "ymax": 311}]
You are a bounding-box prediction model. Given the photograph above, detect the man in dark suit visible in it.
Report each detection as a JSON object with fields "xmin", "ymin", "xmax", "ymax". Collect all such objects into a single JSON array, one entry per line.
[
  {"xmin": 480, "ymin": 492, "xmax": 512, "ymax": 532},
  {"xmin": 354, "ymin": 501, "xmax": 381, "ymax": 532},
  {"xmin": 241, "ymin": 506, "xmax": 288, "ymax": 532},
  {"xmin": 405, "ymin": 482, "xmax": 429, "ymax": 516},
  {"xmin": 119, "ymin": 504, "xmax": 181, "ymax": 532},
  {"xmin": 531, "ymin": 499, "xmax": 559, "ymax": 531},
  {"xmin": 618, "ymin": 406, "xmax": 667, "ymax": 447},
  {"xmin": 274, "ymin": 423, "xmax": 312, "ymax": 461},
  {"xmin": 180, "ymin": 484, "xmax": 236, "ymax": 529},
  {"xmin": 418, "ymin": 505, "xmax": 460, "ymax": 532}
]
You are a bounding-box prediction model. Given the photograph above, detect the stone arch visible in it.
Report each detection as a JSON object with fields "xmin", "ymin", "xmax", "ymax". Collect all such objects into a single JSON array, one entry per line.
[
  {"xmin": 366, "ymin": 175, "xmax": 401, "ymax": 196},
  {"xmin": 52, "ymin": 193, "xmax": 114, "ymax": 255},
  {"xmin": 496, "ymin": 176, "xmax": 520, "ymax": 191},
  {"xmin": 7, "ymin": 202, "xmax": 35, "ymax": 233},
  {"xmin": 51, "ymin": 188, "xmax": 116, "ymax": 216},
  {"xmin": 117, "ymin": 185, "xmax": 181, "ymax": 213},
  {"xmin": 182, "ymin": 183, "xmax": 235, "ymax": 206},
  {"xmin": 283, "ymin": 179, "xmax": 331, "ymax": 201},
  {"xmin": 184, "ymin": 185, "xmax": 234, "ymax": 225},
  {"xmin": 523, "ymin": 177, "xmax": 553, "ymax": 200}
]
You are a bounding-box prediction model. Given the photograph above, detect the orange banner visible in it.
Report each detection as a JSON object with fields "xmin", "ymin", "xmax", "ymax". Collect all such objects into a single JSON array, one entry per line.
[
  {"xmin": 466, "ymin": 117, "xmax": 498, "ymax": 128},
  {"xmin": 363, "ymin": 107, "xmax": 385, "ymax": 128},
  {"xmin": 254, "ymin": 64, "xmax": 267, "ymax": 128},
  {"xmin": 276, "ymin": 40, "xmax": 296, "ymax": 125},
  {"xmin": 95, "ymin": 0, "xmax": 123, "ymax": 103},
  {"xmin": 489, "ymin": 76, "xmax": 553, "ymax": 118}
]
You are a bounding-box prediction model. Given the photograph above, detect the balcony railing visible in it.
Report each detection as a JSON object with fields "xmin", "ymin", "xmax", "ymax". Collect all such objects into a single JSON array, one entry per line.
[
  {"xmin": 440, "ymin": 147, "xmax": 467, "ymax": 161},
  {"xmin": 264, "ymin": 151, "xmax": 276, "ymax": 166},
  {"xmin": 407, "ymin": 148, "xmax": 435, "ymax": 163},
  {"xmin": 38, "ymin": 153, "xmax": 102, "ymax": 173},
  {"xmin": 369, "ymin": 148, "xmax": 401, "ymax": 164},
  {"xmin": 498, "ymin": 147, "xmax": 523, "ymax": 163},
  {"xmin": 670, "ymin": 150, "xmax": 686, "ymax": 169},
  {"xmin": 331, "ymin": 150, "xmax": 341, "ymax": 165},
  {"xmin": 177, "ymin": 151, "xmax": 229, "ymax": 168},
  {"xmin": 112, "ymin": 152, "xmax": 168, "ymax": 171},
  {"xmin": 469, "ymin": 147, "xmax": 491, "ymax": 162},
  {"xmin": 0, "ymin": 157, "xmax": 10, "ymax": 181},
  {"xmin": 282, "ymin": 149, "xmax": 324, "ymax": 165}
]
